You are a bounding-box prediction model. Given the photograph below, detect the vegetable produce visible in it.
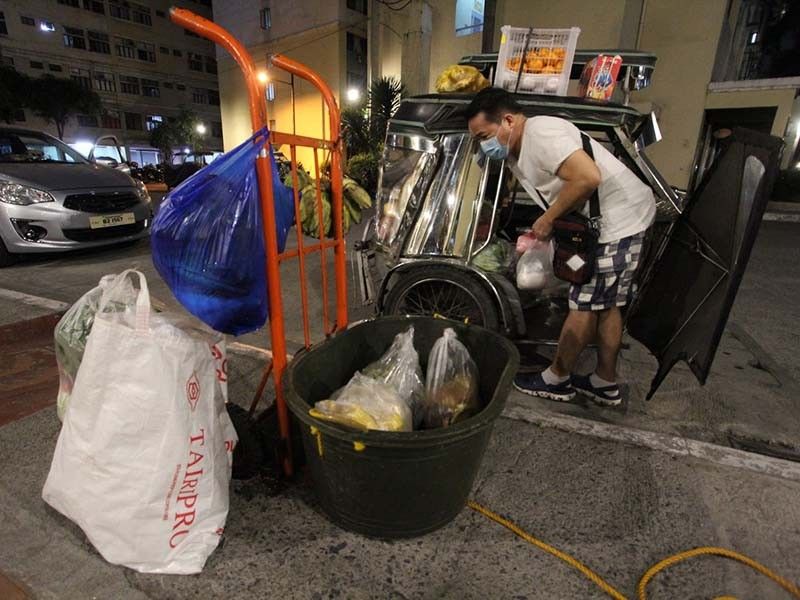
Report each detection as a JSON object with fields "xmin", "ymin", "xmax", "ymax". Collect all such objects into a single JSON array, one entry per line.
[
  {"xmin": 472, "ymin": 239, "xmax": 513, "ymax": 273},
  {"xmin": 435, "ymin": 65, "xmax": 490, "ymax": 93},
  {"xmin": 423, "ymin": 328, "xmax": 480, "ymax": 428},
  {"xmin": 284, "ymin": 164, "xmax": 373, "ymax": 238},
  {"xmin": 310, "ymin": 372, "xmax": 412, "ymax": 432}
]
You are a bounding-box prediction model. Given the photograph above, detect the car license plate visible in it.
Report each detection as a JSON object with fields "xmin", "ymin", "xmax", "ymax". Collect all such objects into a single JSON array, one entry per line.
[{"xmin": 89, "ymin": 213, "xmax": 135, "ymax": 229}]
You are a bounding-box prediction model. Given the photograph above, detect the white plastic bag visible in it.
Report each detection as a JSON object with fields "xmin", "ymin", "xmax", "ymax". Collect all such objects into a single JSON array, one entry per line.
[
  {"xmin": 362, "ymin": 326, "xmax": 424, "ymax": 426},
  {"xmin": 423, "ymin": 328, "xmax": 480, "ymax": 428},
  {"xmin": 516, "ymin": 239, "xmax": 558, "ymax": 291},
  {"xmin": 42, "ymin": 270, "xmax": 237, "ymax": 575},
  {"xmin": 311, "ymin": 372, "xmax": 412, "ymax": 432},
  {"xmin": 53, "ymin": 273, "xmax": 137, "ymax": 421}
]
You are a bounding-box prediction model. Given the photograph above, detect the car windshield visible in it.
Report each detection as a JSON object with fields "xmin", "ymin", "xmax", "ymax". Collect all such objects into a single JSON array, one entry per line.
[{"xmin": 0, "ymin": 131, "xmax": 88, "ymax": 164}]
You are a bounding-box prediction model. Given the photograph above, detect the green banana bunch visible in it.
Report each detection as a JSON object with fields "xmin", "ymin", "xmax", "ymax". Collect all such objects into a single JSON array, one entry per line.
[{"xmin": 289, "ymin": 171, "xmax": 373, "ymax": 239}]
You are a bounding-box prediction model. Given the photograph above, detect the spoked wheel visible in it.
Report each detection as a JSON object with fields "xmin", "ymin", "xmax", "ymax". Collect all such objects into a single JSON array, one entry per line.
[{"xmin": 383, "ymin": 265, "xmax": 501, "ymax": 331}]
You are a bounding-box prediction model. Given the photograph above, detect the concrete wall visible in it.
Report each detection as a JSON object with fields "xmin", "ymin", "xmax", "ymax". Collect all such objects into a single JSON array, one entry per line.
[
  {"xmin": 704, "ymin": 88, "xmax": 796, "ymax": 138},
  {"xmin": 216, "ymin": 23, "xmax": 344, "ymax": 167},
  {"xmin": 495, "ymin": 0, "xmax": 630, "ymax": 49},
  {"xmin": 635, "ymin": 0, "xmax": 729, "ymax": 188}
]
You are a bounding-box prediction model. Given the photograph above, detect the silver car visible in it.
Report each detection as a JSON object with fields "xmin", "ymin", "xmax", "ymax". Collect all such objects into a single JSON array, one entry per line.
[{"xmin": 0, "ymin": 126, "xmax": 152, "ymax": 267}]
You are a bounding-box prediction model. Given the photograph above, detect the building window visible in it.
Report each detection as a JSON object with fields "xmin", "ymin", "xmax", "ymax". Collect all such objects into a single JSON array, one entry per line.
[
  {"xmin": 184, "ymin": 28, "xmax": 200, "ymax": 38},
  {"xmin": 259, "ymin": 7, "xmax": 271, "ymax": 29},
  {"xmin": 30, "ymin": 60, "xmax": 44, "ymax": 70},
  {"xmin": 88, "ymin": 30, "xmax": 111, "ymax": 54},
  {"xmin": 455, "ymin": 0, "xmax": 484, "ymax": 37},
  {"xmin": 49, "ymin": 64, "xmax": 63, "ymax": 72},
  {"xmin": 208, "ymin": 89, "xmax": 220, "ymax": 106},
  {"xmin": 266, "ymin": 82, "xmax": 275, "ymax": 101},
  {"xmin": 345, "ymin": 32, "xmax": 367, "ymax": 94},
  {"xmin": 94, "ymin": 70, "xmax": 115, "ymax": 92},
  {"xmin": 77, "ymin": 114, "xmax": 99, "ymax": 127},
  {"xmin": 124, "ymin": 112, "xmax": 142, "ymax": 130},
  {"xmin": 188, "ymin": 52, "xmax": 203, "ymax": 71},
  {"xmin": 141, "ymin": 78, "xmax": 159, "ymax": 97},
  {"xmin": 115, "ymin": 37, "xmax": 135, "ymax": 59},
  {"xmin": 211, "ymin": 121, "xmax": 222, "ymax": 137},
  {"xmin": 13, "ymin": 109, "xmax": 25, "ymax": 122},
  {"xmin": 0, "ymin": 12, "xmax": 6, "ymax": 36},
  {"xmin": 102, "ymin": 110, "xmax": 121, "ymax": 129},
  {"xmin": 20, "ymin": 16, "xmax": 35, "ymax": 27},
  {"xmin": 131, "ymin": 3, "xmax": 152, "ymax": 25},
  {"xmin": 137, "ymin": 41, "xmax": 155, "ymax": 62},
  {"xmin": 70, "ymin": 67, "xmax": 92, "ymax": 90},
  {"xmin": 163, "ymin": 81, "xmax": 173, "ymax": 89},
  {"xmin": 58, "ymin": 0, "xmax": 80, "ymax": 7},
  {"xmin": 205, "ymin": 55, "xmax": 217, "ymax": 74},
  {"xmin": 159, "ymin": 46, "xmax": 169, "ymax": 54},
  {"xmin": 119, "ymin": 75, "xmax": 139, "ymax": 94},
  {"xmin": 172, "ymin": 49, "xmax": 183, "ymax": 57},
  {"xmin": 191, "ymin": 87, "xmax": 208, "ymax": 104},
  {"xmin": 83, "ymin": 0, "xmax": 105, "ymax": 15},
  {"xmin": 156, "ymin": 9, "xmax": 166, "ymax": 18},
  {"xmin": 63, "ymin": 26, "xmax": 87, "ymax": 49},
  {"xmin": 145, "ymin": 114, "xmax": 163, "ymax": 131},
  {"xmin": 714, "ymin": 0, "xmax": 800, "ymax": 81},
  {"xmin": 346, "ymin": 0, "xmax": 367, "ymax": 15},
  {"xmin": 176, "ymin": 83, "xmax": 186, "ymax": 91},
  {"xmin": 40, "ymin": 21, "xmax": 56, "ymax": 33},
  {"xmin": 109, "ymin": 0, "xmax": 130, "ymax": 20},
  {"xmin": 2, "ymin": 57, "xmax": 14, "ymax": 66}
]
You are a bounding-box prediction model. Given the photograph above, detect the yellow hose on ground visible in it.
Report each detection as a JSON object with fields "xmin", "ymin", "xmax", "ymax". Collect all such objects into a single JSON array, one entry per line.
[{"xmin": 468, "ymin": 501, "xmax": 800, "ymax": 600}]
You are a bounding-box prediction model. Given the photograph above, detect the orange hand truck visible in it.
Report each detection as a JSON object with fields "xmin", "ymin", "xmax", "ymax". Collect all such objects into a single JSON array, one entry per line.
[{"xmin": 169, "ymin": 7, "xmax": 349, "ymax": 477}]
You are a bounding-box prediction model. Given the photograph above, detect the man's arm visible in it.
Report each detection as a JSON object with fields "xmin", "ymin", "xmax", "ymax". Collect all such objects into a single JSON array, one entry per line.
[{"xmin": 531, "ymin": 149, "xmax": 601, "ymax": 240}]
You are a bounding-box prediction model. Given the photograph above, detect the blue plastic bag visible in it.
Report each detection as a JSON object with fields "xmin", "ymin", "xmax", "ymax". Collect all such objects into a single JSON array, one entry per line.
[{"xmin": 151, "ymin": 128, "xmax": 295, "ymax": 335}]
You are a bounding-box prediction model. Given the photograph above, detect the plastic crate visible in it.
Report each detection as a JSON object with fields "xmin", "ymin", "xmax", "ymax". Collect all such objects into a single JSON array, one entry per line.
[{"xmin": 494, "ymin": 26, "xmax": 581, "ymax": 96}]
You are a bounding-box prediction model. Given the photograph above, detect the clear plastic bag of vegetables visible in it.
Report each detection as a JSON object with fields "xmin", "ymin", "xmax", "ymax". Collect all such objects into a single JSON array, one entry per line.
[
  {"xmin": 423, "ymin": 328, "xmax": 480, "ymax": 428},
  {"xmin": 310, "ymin": 372, "xmax": 412, "ymax": 432},
  {"xmin": 53, "ymin": 273, "xmax": 137, "ymax": 421},
  {"xmin": 362, "ymin": 326, "xmax": 424, "ymax": 426}
]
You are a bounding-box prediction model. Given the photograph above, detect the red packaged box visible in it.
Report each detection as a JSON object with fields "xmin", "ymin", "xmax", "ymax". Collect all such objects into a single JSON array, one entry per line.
[{"xmin": 578, "ymin": 54, "xmax": 623, "ymax": 101}]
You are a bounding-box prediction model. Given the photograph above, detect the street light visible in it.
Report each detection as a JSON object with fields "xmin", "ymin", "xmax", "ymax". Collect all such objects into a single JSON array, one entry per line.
[
  {"xmin": 346, "ymin": 88, "xmax": 361, "ymax": 103},
  {"xmin": 257, "ymin": 71, "xmax": 269, "ymax": 84},
  {"xmin": 195, "ymin": 123, "xmax": 207, "ymax": 135}
]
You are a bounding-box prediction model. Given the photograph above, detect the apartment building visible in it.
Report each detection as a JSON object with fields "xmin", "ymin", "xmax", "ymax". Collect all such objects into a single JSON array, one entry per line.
[{"xmin": 0, "ymin": 0, "xmax": 223, "ymax": 164}]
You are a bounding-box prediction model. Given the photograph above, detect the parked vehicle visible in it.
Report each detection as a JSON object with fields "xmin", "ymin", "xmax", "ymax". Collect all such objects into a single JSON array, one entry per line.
[
  {"xmin": 164, "ymin": 151, "xmax": 217, "ymax": 188},
  {"xmin": 0, "ymin": 126, "xmax": 152, "ymax": 267},
  {"xmin": 356, "ymin": 50, "xmax": 782, "ymax": 396}
]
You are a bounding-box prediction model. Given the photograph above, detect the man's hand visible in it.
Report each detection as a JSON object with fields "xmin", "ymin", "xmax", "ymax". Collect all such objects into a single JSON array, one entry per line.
[{"xmin": 532, "ymin": 214, "xmax": 554, "ymax": 240}]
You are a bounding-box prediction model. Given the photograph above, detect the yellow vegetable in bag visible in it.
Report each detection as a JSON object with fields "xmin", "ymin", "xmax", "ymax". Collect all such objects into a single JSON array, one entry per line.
[{"xmin": 435, "ymin": 65, "xmax": 490, "ymax": 93}]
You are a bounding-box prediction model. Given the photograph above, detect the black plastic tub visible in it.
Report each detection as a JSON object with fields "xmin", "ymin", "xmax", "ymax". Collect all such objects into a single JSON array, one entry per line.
[{"xmin": 285, "ymin": 316, "xmax": 519, "ymax": 539}]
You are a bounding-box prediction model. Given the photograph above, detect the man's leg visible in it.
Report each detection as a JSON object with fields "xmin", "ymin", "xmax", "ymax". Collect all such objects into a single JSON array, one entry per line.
[
  {"xmin": 551, "ymin": 309, "xmax": 597, "ymax": 377},
  {"xmin": 595, "ymin": 307, "xmax": 623, "ymax": 381},
  {"xmin": 513, "ymin": 308, "xmax": 596, "ymax": 402}
]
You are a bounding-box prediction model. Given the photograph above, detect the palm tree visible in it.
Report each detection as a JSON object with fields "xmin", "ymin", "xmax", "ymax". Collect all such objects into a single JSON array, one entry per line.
[{"xmin": 341, "ymin": 76, "xmax": 404, "ymax": 194}]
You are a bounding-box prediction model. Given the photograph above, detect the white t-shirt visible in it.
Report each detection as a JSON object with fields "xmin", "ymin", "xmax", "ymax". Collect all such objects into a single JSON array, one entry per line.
[{"xmin": 508, "ymin": 116, "xmax": 655, "ymax": 243}]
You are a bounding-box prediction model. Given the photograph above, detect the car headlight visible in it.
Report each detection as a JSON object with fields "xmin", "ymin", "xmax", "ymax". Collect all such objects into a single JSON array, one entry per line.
[
  {"xmin": 0, "ymin": 182, "xmax": 56, "ymax": 206},
  {"xmin": 134, "ymin": 179, "xmax": 152, "ymax": 204}
]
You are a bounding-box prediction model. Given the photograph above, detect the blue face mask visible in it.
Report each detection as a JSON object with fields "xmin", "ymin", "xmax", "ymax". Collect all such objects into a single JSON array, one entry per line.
[
  {"xmin": 481, "ymin": 120, "xmax": 514, "ymax": 160},
  {"xmin": 480, "ymin": 135, "xmax": 508, "ymax": 160}
]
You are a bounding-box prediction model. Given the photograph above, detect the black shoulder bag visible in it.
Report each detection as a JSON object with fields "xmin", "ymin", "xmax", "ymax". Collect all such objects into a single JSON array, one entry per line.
[{"xmin": 535, "ymin": 134, "xmax": 601, "ymax": 285}]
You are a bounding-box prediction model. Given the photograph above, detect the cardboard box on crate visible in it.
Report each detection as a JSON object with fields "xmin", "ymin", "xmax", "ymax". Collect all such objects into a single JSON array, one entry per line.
[
  {"xmin": 494, "ymin": 26, "xmax": 581, "ymax": 96},
  {"xmin": 579, "ymin": 54, "xmax": 623, "ymax": 101}
]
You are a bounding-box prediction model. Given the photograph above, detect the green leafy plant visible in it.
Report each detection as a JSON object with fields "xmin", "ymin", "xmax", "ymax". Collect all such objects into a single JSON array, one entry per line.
[
  {"xmin": 0, "ymin": 66, "xmax": 31, "ymax": 124},
  {"xmin": 149, "ymin": 107, "xmax": 202, "ymax": 160},
  {"xmin": 28, "ymin": 75, "xmax": 102, "ymax": 139},
  {"xmin": 341, "ymin": 76, "xmax": 404, "ymax": 194}
]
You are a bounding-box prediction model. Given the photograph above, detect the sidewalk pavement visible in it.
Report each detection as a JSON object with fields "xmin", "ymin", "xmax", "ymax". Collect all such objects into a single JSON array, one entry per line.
[{"xmin": 2, "ymin": 378, "xmax": 799, "ymax": 599}]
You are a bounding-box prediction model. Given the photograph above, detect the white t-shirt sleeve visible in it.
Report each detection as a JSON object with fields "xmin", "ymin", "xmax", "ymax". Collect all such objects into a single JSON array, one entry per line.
[{"xmin": 525, "ymin": 117, "xmax": 582, "ymax": 176}]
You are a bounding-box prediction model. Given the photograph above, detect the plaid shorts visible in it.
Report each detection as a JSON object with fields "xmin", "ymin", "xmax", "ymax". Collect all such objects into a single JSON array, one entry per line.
[{"xmin": 569, "ymin": 232, "xmax": 645, "ymax": 312}]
